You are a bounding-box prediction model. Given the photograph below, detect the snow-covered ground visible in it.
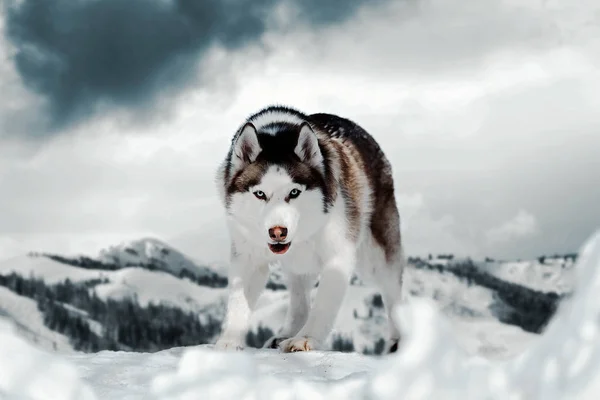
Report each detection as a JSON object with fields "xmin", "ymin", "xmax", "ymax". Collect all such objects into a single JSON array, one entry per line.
[{"xmin": 0, "ymin": 230, "xmax": 599, "ymax": 400}]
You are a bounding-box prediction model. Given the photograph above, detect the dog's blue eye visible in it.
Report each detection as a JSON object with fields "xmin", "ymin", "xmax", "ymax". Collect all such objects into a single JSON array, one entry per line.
[
  {"xmin": 289, "ymin": 189, "xmax": 301, "ymax": 199},
  {"xmin": 253, "ymin": 190, "xmax": 266, "ymax": 200}
]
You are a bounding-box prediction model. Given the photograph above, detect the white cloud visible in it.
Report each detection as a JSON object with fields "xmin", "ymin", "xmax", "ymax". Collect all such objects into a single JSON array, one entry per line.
[
  {"xmin": 396, "ymin": 193, "xmax": 482, "ymax": 258},
  {"xmin": 485, "ymin": 210, "xmax": 539, "ymax": 245}
]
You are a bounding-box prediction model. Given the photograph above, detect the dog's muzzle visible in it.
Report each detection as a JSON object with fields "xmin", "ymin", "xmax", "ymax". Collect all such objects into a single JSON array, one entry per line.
[{"xmin": 268, "ymin": 226, "xmax": 291, "ymax": 254}]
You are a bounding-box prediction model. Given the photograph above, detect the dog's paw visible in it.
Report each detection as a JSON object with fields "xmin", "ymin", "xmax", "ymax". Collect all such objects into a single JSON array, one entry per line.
[
  {"xmin": 388, "ymin": 338, "xmax": 401, "ymax": 354},
  {"xmin": 278, "ymin": 336, "xmax": 318, "ymax": 353},
  {"xmin": 214, "ymin": 338, "xmax": 244, "ymax": 351},
  {"xmin": 262, "ymin": 336, "xmax": 289, "ymax": 349}
]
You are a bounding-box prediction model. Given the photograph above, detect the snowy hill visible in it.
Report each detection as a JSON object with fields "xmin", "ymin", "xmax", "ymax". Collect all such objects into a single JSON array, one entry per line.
[
  {"xmin": 0, "ymin": 230, "xmax": 598, "ymax": 400},
  {"xmin": 0, "ymin": 286, "xmax": 73, "ymax": 353},
  {"xmin": 97, "ymin": 237, "xmax": 228, "ymax": 284},
  {"xmin": 476, "ymin": 256, "xmax": 576, "ymax": 294},
  {"xmin": 92, "ymin": 267, "xmax": 225, "ymax": 313},
  {"xmin": 0, "ymin": 236, "xmax": 570, "ymax": 357},
  {"xmin": 0, "ymin": 249, "xmax": 227, "ymax": 353},
  {"xmin": 0, "ymin": 254, "xmax": 108, "ymax": 284},
  {"xmin": 2, "ymin": 238, "xmax": 230, "ymax": 291}
]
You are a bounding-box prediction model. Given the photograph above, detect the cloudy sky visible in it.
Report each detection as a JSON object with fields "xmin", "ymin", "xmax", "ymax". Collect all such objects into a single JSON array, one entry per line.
[{"xmin": 0, "ymin": 0, "xmax": 599, "ymax": 263}]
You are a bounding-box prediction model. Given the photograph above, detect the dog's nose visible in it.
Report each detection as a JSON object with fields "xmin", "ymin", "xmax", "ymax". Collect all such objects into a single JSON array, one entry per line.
[{"xmin": 268, "ymin": 226, "xmax": 288, "ymax": 242}]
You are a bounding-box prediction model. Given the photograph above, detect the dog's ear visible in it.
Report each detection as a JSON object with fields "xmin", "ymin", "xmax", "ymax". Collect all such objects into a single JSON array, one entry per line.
[
  {"xmin": 295, "ymin": 123, "xmax": 323, "ymax": 170},
  {"xmin": 232, "ymin": 122, "xmax": 261, "ymax": 169}
]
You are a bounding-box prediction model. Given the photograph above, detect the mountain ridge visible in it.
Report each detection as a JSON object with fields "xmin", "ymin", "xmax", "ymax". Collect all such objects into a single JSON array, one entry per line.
[{"xmin": 0, "ymin": 237, "xmax": 574, "ymax": 356}]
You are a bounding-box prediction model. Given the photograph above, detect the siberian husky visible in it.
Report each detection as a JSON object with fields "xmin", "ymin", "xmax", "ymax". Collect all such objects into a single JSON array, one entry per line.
[{"xmin": 214, "ymin": 105, "xmax": 405, "ymax": 354}]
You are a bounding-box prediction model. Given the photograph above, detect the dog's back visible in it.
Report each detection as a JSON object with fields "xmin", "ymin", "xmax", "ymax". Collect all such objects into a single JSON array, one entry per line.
[{"xmin": 307, "ymin": 112, "xmax": 402, "ymax": 266}]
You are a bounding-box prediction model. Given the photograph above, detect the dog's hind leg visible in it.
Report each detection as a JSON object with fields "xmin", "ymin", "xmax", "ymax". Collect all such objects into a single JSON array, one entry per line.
[
  {"xmin": 357, "ymin": 236, "xmax": 406, "ymax": 354},
  {"xmin": 373, "ymin": 255, "xmax": 406, "ymax": 353}
]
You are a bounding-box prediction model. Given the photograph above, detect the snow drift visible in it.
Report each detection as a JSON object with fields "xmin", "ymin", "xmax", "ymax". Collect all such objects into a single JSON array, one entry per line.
[{"xmin": 1, "ymin": 230, "xmax": 599, "ymax": 400}]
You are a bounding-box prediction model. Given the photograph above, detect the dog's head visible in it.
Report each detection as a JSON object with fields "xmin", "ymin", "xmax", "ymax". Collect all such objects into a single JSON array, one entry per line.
[{"xmin": 223, "ymin": 121, "xmax": 330, "ymax": 255}]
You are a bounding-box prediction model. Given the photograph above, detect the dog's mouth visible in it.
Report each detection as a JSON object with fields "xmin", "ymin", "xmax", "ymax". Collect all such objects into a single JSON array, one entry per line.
[{"xmin": 268, "ymin": 242, "xmax": 291, "ymax": 255}]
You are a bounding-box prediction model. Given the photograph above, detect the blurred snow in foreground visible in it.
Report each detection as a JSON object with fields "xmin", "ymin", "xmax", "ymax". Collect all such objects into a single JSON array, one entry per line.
[{"xmin": 1, "ymin": 230, "xmax": 600, "ymax": 400}]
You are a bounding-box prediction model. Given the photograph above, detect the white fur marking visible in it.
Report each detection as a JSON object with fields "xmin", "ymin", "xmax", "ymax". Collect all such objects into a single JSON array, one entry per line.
[{"xmin": 248, "ymin": 110, "xmax": 305, "ymax": 135}]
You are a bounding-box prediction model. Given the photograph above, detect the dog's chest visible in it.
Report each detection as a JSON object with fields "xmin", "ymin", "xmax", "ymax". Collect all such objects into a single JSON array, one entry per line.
[{"xmin": 274, "ymin": 240, "xmax": 322, "ymax": 275}]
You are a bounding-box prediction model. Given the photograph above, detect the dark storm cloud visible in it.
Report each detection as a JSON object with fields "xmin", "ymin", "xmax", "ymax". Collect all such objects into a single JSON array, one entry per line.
[{"xmin": 3, "ymin": 0, "xmax": 384, "ymax": 131}]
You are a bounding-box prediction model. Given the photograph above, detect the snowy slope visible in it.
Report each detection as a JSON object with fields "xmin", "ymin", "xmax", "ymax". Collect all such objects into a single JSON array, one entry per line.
[
  {"xmin": 0, "ymin": 241, "xmax": 551, "ymax": 356},
  {"xmin": 0, "ymin": 254, "xmax": 227, "ymax": 352},
  {"xmin": 0, "ymin": 255, "xmax": 107, "ymax": 284},
  {"xmin": 93, "ymin": 267, "xmax": 226, "ymax": 314},
  {"xmin": 0, "ymin": 229, "xmax": 599, "ymax": 400},
  {"xmin": 1, "ymin": 254, "xmax": 498, "ymax": 354},
  {"xmin": 97, "ymin": 237, "xmax": 227, "ymax": 280},
  {"xmin": 477, "ymin": 257, "xmax": 576, "ymax": 294},
  {"xmin": 0, "ymin": 286, "xmax": 73, "ymax": 353},
  {"xmin": 0, "ymin": 255, "xmax": 225, "ymax": 314},
  {"xmin": 58, "ymin": 302, "xmax": 104, "ymax": 337}
]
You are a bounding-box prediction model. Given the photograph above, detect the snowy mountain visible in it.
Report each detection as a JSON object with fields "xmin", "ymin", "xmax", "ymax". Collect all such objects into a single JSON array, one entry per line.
[
  {"xmin": 97, "ymin": 237, "xmax": 228, "ymax": 283},
  {"xmin": 476, "ymin": 255, "xmax": 576, "ymax": 294},
  {"xmin": 0, "ymin": 231, "xmax": 598, "ymax": 400},
  {"xmin": 0, "ymin": 237, "xmax": 570, "ymax": 357}
]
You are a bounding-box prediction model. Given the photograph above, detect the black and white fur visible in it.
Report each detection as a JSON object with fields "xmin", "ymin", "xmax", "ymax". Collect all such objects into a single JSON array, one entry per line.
[{"xmin": 214, "ymin": 105, "xmax": 405, "ymax": 353}]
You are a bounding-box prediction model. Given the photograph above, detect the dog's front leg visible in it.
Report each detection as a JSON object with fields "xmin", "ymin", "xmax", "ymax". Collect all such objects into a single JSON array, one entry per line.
[
  {"xmin": 263, "ymin": 273, "xmax": 314, "ymax": 349},
  {"xmin": 278, "ymin": 248, "xmax": 355, "ymax": 353},
  {"xmin": 215, "ymin": 254, "xmax": 268, "ymax": 351}
]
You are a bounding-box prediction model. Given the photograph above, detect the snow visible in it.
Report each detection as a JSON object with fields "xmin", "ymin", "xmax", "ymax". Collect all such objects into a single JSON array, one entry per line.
[
  {"xmin": 0, "ymin": 255, "xmax": 226, "ymax": 313},
  {"xmin": 58, "ymin": 302, "xmax": 104, "ymax": 338},
  {"xmin": 478, "ymin": 258, "xmax": 575, "ymax": 294},
  {"xmin": 97, "ymin": 237, "xmax": 223, "ymax": 279},
  {"xmin": 0, "ymin": 247, "xmax": 506, "ymax": 354},
  {"xmin": 0, "ymin": 255, "xmax": 228, "ymax": 348},
  {"xmin": 63, "ymin": 346, "xmax": 379, "ymax": 400},
  {"xmin": 0, "ymin": 243, "xmax": 543, "ymax": 358},
  {"xmin": 0, "ymin": 287, "xmax": 74, "ymax": 353},
  {"xmin": 0, "ymin": 237, "xmax": 227, "ymax": 287},
  {"xmin": 245, "ymin": 264, "xmax": 531, "ymax": 355},
  {"xmin": 0, "ymin": 237, "xmax": 565, "ymax": 353},
  {"xmin": 92, "ymin": 267, "xmax": 225, "ymax": 313},
  {"xmin": 448, "ymin": 319, "xmax": 535, "ymax": 360},
  {"xmin": 405, "ymin": 266, "xmax": 496, "ymax": 319},
  {"xmin": 0, "ymin": 255, "xmax": 106, "ymax": 284},
  {"xmin": 1, "ymin": 230, "xmax": 599, "ymax": 399},
  {"xmin": 0, "ymin": 319, "xmax": 95, "ymax": 400}
]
